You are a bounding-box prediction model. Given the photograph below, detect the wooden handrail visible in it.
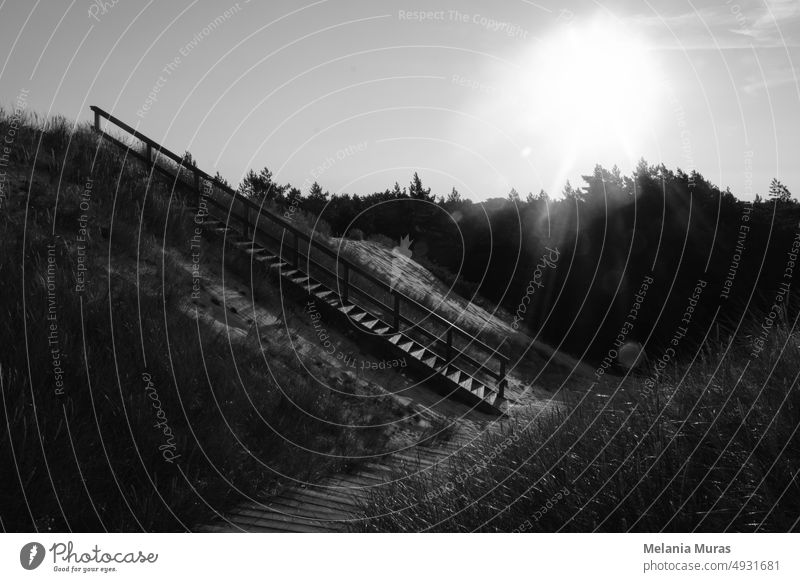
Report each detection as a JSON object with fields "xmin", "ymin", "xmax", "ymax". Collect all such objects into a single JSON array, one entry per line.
[{"xmin": 90, "ymin": 105, "xmax": 509, "ymax": 390}]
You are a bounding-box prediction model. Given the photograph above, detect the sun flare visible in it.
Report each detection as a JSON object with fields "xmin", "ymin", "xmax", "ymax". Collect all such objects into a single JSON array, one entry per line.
[{"xmin": 512, "ymin": 17, "xmax": 662, "ymax": 157}]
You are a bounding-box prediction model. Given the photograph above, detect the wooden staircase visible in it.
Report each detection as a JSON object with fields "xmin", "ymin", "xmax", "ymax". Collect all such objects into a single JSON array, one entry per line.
[
  {"xmin": 200, "ymin": 214, "xmax": 507, "ymax": 413},
  {"xmin": 90, "ymin": 105, "xmax": 511, "ymax": 415}
]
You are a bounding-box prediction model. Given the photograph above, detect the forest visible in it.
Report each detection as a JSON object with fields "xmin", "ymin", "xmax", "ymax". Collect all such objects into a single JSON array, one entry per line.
[{"xmin": 237, "ymin": 162, "xmax": 800, "ymax": 362}]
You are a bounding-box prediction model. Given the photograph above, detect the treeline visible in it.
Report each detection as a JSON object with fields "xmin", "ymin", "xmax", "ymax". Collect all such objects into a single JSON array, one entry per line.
[{"xmin": 239, "ymin": 161, "xmax": 800, "ymax": 361}]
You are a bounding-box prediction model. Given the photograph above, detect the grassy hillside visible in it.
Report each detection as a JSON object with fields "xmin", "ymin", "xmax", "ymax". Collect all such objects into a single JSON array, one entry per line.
[
  {"xmin": 0, "ymin": 110, "xmax": 403, "ymax": 531},
  {"xmin": 356, "ymin": 312, "xmax": 800, "ymax": 532}
]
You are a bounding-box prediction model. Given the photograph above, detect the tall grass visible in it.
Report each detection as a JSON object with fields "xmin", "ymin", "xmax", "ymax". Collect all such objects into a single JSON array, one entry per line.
[
  {"xmin": 356, "ymin": 313, "xmax": 800, "ymax": 532},
  {"xmin": 0, "ymin": 110, "xmax": 397, "ymax": 531}
]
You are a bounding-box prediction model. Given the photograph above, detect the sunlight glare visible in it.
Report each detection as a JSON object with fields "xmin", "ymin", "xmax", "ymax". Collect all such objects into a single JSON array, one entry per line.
[{"xmin": 514, "ymin": 17, "xmax": 662, "ymax": 157}]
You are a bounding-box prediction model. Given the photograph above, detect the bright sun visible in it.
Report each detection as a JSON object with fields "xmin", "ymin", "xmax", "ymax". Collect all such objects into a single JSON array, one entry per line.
[{"xmin": 512, "ymin": 18, "xmax": 662, "ymax": 158}]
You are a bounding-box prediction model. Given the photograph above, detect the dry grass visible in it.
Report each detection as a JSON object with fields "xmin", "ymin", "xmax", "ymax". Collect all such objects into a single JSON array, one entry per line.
[
  {"xmin": 0, "ymin": 110, "xmax": 399, "ymax": 531},
  {"xmin": 356, "ymin": 314, "xmax": 800, "ymax": 532}
]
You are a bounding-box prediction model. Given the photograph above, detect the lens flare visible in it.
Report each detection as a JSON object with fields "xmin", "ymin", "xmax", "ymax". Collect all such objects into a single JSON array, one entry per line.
[{"xmin": 619, "ymin": 341, "xmax": 645, "ymax": 369}]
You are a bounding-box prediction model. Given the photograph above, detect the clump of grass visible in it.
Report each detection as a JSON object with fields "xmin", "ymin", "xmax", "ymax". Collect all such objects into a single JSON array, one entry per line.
[
  {"xmin": 0, "ymin": 110, "xmax": 399, "ymax": 531},
  {"xmin": 356, "ymin": 314, "xmax": 800, "ymax": 532}
]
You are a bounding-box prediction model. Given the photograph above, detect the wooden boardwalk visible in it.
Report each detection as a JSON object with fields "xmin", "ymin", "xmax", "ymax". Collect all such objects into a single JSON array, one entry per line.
[
  {"xmin": 202, "ymin": 421, "xmax": 488, "ymax": 532},
  {"xmin": 203, "ymin": 396, "xmax": 560, "ymax": 533}
]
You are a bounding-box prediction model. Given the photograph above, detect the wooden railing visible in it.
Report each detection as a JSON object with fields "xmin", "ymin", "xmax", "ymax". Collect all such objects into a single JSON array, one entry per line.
[{"xmin": 90, "ymin": 105, "xmax": 508, "ymax": 396}]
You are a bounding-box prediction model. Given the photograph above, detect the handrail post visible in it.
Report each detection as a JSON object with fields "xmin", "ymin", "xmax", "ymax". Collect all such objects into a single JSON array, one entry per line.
[
  {"xmin": 498, "ymin": 359, "xmax": 507, "ymax": 399},
  {"xmin": 393, "ymin": 293, "xmax": 400, "ymax": 332},
  {"xmin": 293, "ymin": 231, "xmax": 299, "ymax": 267},
  {"xmin": 446, "ymin": 326, "xmax": 453, "ymax": 363},
  {"xmin": 93, "ymin": 109, "xmax": 100, "ymax": 132},
  {"xmin": 193, "ymin": 169, "xmax": 201, "ymax": 209},
  {"xmin": 342, "ymin": 262, "xmax": 349, "ymax": 303},
  {"xmin": 146, "ymin": 143, "xmax": 152, "ymax": 167}
]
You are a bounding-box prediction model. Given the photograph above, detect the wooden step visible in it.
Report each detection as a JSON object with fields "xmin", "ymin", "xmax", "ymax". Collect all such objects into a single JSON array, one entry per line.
[
  {"xmin": 409, "ymin": 347, "xmax": 426, "ymax": 360},
  {"xmin": 226, "ymin": 512, "xmax": 341, "ymax": 533},
  {"xmin": 483, "ymin": 390, "xmax": 500, "ymax": 408},
  {"xmin": 422, "ymin": 354, "xmax": 439, "ymax": 368},
  {"xmin": 361, "ymin": 319, "xmax": 381, "ymax": 330},
  {"xmin": 245, "ymin": 247, "xmax": 267, "ymax": 255},
  {"xmin": 397, "ymin": 340, "xmax": 415, "ymax": 352},
  {"xmin": 458, "ymin": 375, "xmax": 474, "ymax": 391},
  {"xmin": 445, "ymin": 366, "xmax": 462, "ymax": 383},
  {"xmin": 250, "ymin": 499, "xmax": 351, "ymax": 521},
  {"xmin": 279, "ymin": 486, "xmax": 359, "ymax": 508},
  {"xmin": 255, "ymin": 254, "xmax": 280, "ymax": 264}
]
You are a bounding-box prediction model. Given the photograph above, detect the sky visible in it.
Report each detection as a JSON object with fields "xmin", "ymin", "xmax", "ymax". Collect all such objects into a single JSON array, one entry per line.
[{"xmin": 1, "ymin": 0, "xmax": 798, "ymax": 201}]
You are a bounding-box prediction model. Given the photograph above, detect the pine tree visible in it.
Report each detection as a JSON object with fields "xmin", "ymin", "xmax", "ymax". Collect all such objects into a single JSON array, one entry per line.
[
  {"xmin": 409, "ymin": 172, "xmax": 431, "ymax": 201},
  {"xmin": 446, "ymin": 187, "xmax": 461, "ymax": 204},
  {"xmin": 562, "ymin": 180, "xmax": 584, "ymax": 201},
  {"xmin": 768, "ymin": 178, "xmax": 792, "ymax": 202},
  {"xmin": 309, "ymin": 181, "xmax": 326, "ymax": 199},
  {"xmin": 239, "ymin": 166, "xmax": 283, "ymax": 202},
  {"xmin": 213, "ymin": 171, "xmax": 230, "ymax": 188}
]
